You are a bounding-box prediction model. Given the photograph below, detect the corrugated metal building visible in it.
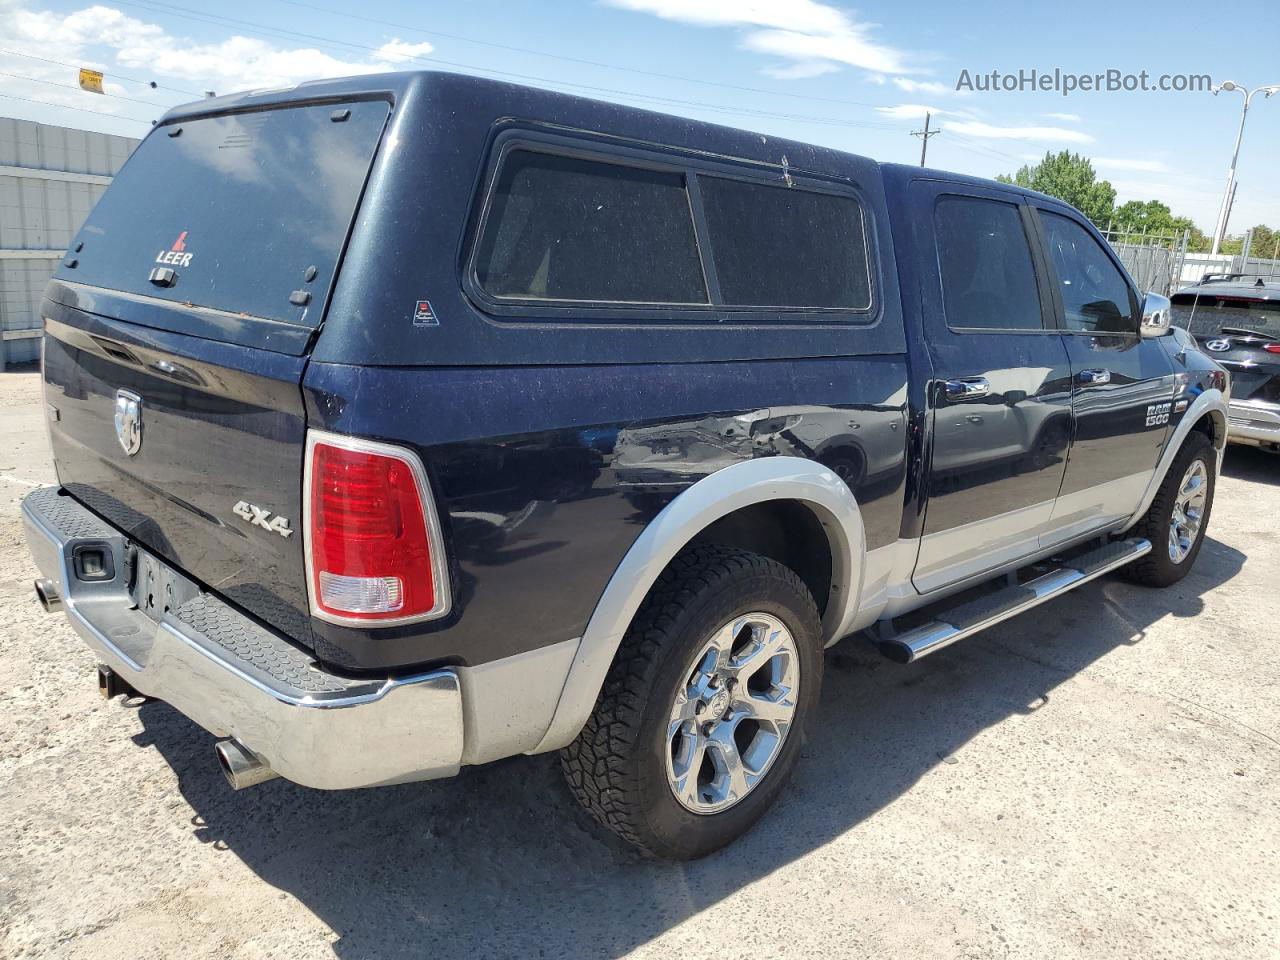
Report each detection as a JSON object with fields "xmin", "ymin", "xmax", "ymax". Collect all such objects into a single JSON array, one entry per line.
[{"xmin": 1, "ymin": 117, "xmax": 138, "ymax": 367}]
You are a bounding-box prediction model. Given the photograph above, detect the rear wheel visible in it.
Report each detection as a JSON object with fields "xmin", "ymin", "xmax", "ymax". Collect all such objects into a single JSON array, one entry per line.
[
  {"xmin": 1124, "ymin": 431, "xmax": 1215, "ymax": 587},
  {"xmin": 561, "ymin": 545, "xmax": 822, "ymax": 860}
]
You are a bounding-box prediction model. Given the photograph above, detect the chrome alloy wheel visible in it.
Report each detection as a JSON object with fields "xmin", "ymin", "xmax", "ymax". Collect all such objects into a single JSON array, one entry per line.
[
  {"xmin": 665, "ymin": 612, "xmax": 799, "ymax": 815},
  {"xmin": 1169, "ymin": 458, "xmax": 1208, "ymax": 563}
]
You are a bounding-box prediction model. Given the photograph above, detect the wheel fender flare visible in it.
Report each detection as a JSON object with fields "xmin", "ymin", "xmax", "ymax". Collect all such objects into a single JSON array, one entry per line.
[
  {"xmin": 531, "ymin": 456, "xmax": 866, "ymax": 754},
  {"xmin": 1125, "ymin": 387, "xmax": 1227, "ymax": 531}
]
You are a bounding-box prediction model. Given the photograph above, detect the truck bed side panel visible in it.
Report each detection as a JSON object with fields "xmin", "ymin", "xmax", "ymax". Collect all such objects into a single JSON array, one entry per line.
[{"xmin": 301, "ymin": 355, "xmax": 909, "ymax": 670}]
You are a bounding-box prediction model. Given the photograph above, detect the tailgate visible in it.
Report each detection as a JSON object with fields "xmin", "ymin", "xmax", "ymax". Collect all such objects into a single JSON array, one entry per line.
[
  {"xmin": 42, "ymin": 305, "xmax": 317, "ymax": 645},
  {"xmin": 38, "ymin": 98, "xmax": 391, "ymax": 650}
]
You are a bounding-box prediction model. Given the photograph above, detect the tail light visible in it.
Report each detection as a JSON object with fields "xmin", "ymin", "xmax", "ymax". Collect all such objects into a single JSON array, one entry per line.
[
  {"xmin": 303, "ymin": 431, "xmax": 450, "ymax": 625},
  {"xmin": 1264, "ymin": 344, "xmax": 1280, "ymax": 354}
]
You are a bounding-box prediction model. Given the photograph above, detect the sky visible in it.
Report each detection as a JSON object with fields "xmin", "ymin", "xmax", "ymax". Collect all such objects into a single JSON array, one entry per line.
[{"xmin": 2, "ymin": 0, "xmax": 1279, "ymax": 238}]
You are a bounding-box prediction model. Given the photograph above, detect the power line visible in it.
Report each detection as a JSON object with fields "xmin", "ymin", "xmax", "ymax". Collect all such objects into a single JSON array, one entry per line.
[
  {"xmin": 0, "ymin": 70, "xmax": 179, "ymax": 109},
  {"xmin": 107, "ymin": 0, "xmax": 902, "ymax": 131},
  {"xmin": 0, "ymin": 91, "xmax": 154, "ymax": 125},
  {"xmin": 946, "ymin": 134, "xmax": 1023, "ymax": 163},
  {"xmin": 0, "ymin": 48, "xmax": 204, "ymax": 97},
  {"xmin": 262, "ymin": 0, "xmax": 888, "ymax": 111}
]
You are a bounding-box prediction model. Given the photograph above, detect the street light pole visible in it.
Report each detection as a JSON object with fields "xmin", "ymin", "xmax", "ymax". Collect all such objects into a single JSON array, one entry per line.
[{"xmin": 1209, "ymin": 81, "xmax": 1280, "ymax": 256}]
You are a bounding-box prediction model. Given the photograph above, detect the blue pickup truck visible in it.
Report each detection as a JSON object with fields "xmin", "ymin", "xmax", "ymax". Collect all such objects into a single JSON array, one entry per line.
[{"xmin": 23, "ymin": 71, "xmax": 1228, "ymax": 860}]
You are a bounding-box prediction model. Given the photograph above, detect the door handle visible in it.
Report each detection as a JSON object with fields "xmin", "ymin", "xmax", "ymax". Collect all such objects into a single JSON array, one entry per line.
[
  {"xmin": 944, "ymin": 377, "xmax": 990, "ymax": 401},
  {"xmin": 1077, "ymin": 368, "xmax": 1112, "ymax": 385}
]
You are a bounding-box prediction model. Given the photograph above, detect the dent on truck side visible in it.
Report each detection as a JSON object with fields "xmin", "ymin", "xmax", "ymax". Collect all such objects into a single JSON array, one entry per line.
[{"xmin": 531, "ymin": 456, "xmax": 868, "ymax": 754}]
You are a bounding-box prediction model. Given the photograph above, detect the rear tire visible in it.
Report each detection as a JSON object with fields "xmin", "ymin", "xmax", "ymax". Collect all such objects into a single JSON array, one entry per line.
[
  {"xmin": 1123, "ymin": 431, "xmax": 1215, "ymax": 587},
  {"xmin": 560, "ymin": 545, "xmax": 822, "ymax": 861}
]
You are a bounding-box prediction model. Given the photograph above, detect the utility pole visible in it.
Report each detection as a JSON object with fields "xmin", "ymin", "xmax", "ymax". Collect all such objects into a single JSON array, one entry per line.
[
  {"xmin": 912, "ymin": 112, "xmax": 940, "ymax": 167},
  {"xmin": 1209, "ymin": 81, "xmax": 1280, "ymax": 255}
]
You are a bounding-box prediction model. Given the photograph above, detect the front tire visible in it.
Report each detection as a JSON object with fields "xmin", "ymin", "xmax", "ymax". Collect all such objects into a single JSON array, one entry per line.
[
  {"xmin": 560, "ymin": 545, "xmax": 822, "ymax": 860},
  {"xmin": 1124, "ymin": 431, "xmax": 1216, "ymax": 587}
]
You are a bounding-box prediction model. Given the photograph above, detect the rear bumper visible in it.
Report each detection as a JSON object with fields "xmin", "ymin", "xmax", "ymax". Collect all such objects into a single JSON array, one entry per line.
[
  {"xmin": 21, "ymin": 486, "xmax": 464, "ymax": 789},
  {"xmin": 1227, "ymin": 400, "xmax": 1280, "ymax": 447}
]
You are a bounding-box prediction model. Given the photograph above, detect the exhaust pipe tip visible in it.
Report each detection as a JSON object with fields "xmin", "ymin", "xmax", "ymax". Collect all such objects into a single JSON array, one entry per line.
[
  {"xmin": 34, "ymin": 578, "xmax": 61, "ymax": 613},
  {"xmin": 214, "ymin": 739, "xmax": 279, "ymax": 791}
]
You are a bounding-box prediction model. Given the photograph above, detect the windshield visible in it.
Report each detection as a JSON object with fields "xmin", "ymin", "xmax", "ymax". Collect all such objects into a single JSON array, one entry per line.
[
  {"xmin": 61, "ymin": 100, "xmax": 389, "ymax": 329},
  {"xmin": 1171, "ymin": 292, "xmax": 1280, "ymax": 339}
]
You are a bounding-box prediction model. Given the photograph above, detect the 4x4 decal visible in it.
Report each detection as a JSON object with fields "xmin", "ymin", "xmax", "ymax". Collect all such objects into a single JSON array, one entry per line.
[{"xmin": 232, "ymin": 500, "xmax": 293, "ymax": 538}]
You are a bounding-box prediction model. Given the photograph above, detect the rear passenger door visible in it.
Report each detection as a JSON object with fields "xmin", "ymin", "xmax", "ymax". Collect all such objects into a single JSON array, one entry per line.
[
  {"xmin": 1029, "ymin": 206, "xmax": 1177, "ymax": 545},
  {"xmin": 911, "ymin": 181, "xmax": 1074, "ymax": 593}
]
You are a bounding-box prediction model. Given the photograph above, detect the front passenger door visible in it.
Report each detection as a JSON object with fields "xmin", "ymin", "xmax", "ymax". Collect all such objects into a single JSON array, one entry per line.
[{"xmin": 1032, "ymin": 207, "xmax": 1177, "ymax": 545}]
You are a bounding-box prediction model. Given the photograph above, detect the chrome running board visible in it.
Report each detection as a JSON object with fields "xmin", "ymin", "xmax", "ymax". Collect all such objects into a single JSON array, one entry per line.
[{"xmin": 878, "ymin": 538, "xmax": 1152, "ymax": 664}]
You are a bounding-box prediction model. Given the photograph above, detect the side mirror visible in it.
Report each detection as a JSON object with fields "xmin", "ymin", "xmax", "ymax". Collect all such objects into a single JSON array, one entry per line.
[{"xmin": 1141, "ymin": 291, "xmax": 1173, "ymax": 338}]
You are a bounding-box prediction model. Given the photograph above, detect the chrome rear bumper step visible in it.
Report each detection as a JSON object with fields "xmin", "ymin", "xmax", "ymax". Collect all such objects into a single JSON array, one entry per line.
[{"xmin": 878, "ymin": 538, "xmax": 1152, "ymax": 664}]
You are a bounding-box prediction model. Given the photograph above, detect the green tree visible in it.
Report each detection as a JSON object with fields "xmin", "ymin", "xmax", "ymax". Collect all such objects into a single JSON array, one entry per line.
[
  {"xmin": 1111, "ymin": 200, "xmax": 1207, "ymax": 248},
  {"xmin": 1221, "ymin": 225, "xmax": 1280, "ymax": 258},
  {"xmin": 997, "ymin": 151, "xmax": 1116, "ymax": 225}
]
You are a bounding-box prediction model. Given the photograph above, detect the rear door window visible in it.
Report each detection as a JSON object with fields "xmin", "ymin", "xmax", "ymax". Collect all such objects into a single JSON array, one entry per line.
[
  {"xmin": 697, "ymin": 175, "xmax": 872, "ymax": 309},
  {"xmin": 934, "ymin": 195, "xmax": 1045, "ymax": 330},
  {"xmin": 473, "ymin": 150, "xmax": 708, "ymax": 305},
  {"xmin": 65, "ymin": 101, "xmax": 389, "ymax": 329}
]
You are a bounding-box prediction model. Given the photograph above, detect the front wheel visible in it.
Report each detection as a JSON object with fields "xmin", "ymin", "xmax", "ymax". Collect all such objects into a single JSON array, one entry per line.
[
  {"xmin": 561, "ymin": 545, "xmax": 822, "ymax": 860},
  {"xmin": 1124, "ymin": 431, "xmax": 1216, "ymax": 587}
]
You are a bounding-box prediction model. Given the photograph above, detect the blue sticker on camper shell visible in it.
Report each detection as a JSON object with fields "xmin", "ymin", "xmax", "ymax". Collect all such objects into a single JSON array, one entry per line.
[{"xmin": 413, "ymin": 300, "xmax": 439, "ymax": 326}]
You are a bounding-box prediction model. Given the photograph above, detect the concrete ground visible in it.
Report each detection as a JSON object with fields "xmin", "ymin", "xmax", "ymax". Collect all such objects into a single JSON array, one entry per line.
[{"xmin": 0, "ymin": 363, "xmax": 1277, "ymax": 960}]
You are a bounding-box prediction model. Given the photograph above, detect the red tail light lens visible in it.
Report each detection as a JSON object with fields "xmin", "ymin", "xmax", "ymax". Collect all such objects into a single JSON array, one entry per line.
[
  {"xmin": 1264, "ymin": 343, "xmax": 1280, "ymax": 353},
  {"xmin": 305, "ymin": 434, "xmax": 448, "ymax": 624}
]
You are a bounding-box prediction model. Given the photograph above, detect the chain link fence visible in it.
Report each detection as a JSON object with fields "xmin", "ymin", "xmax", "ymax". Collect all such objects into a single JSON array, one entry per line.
[
  {"xmin": 1099, "ymin": 225, "xmax": 1190, "ymax": 296},
  {"xmin": 1102, "ymin": 225, "xmax": 1280, "ymax": 295}
]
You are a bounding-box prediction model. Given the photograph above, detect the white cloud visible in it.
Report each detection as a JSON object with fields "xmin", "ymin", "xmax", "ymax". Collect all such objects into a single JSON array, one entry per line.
[
  {"xmin": 1094, "ymin": 156, "xmax": 1171, "ymax": 174},
  {"xmin": 372, "ymin": 39, "xmax": 436, "ymax": 65},
  {"xmin": 606, "ymin": 0, "xmax": 915, "ymax": 75},
  {"xmin": 1043, "ymin": 111, "xmax": 1082, "ymax": 123},
  {"xmin": 875, "ymin": 103, "xmax": 965, "ymax": 120},
  {"xmin": 604, "ymin": 0, "xmax": 854, "ymax": 34},
  {"xmin": 0, "ymin": 0, "xmax": 436, "ymax": 132},
  {"xmin": 942, "ymin": 119, "xmax": 1094, "ymax": 144},
  {"xmin": 741, "ymin": 28, "xmax": 908, "ymax": 74},
  {"xmin": 892, "ymin": 77, "xmax": 951, "ymax": 95},
  {"xmin": 762, "ymin": 61, "xmax": 840, "ymax": 80}
]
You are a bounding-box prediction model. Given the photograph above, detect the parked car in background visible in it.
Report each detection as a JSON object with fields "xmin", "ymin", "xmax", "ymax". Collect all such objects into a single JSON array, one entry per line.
[
  {"xmin": 1172, "ymin": 275, "xmax": 1280, "ymax": 452},
  {"xmin": 24, "ymin": 71, "xmax": 1229, "ymax": 861}
]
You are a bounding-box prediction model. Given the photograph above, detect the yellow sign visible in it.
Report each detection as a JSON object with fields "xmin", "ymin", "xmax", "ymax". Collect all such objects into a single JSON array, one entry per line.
[{"xmin": 78, "ymin": 68, "xmax": 104, "ymax": 94}]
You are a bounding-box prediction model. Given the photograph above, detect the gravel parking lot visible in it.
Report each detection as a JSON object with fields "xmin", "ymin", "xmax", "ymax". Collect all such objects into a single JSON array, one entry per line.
[{"xmin": 1, "ymin": 364, "xmax": 1277, "ymax": 960}]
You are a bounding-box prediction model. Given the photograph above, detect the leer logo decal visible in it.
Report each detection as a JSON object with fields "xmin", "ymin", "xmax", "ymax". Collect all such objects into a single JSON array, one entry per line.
[
  {"xmin": 413, "ymin": 300, "xmax": 439, "ymax": 326},
  {"xmin": 155, "ymin": 231, "xmax": 193, "ymax": 268},
  {"xmin": 233, "ymin": 500, "xmax": 294, "ymax": 538}
]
